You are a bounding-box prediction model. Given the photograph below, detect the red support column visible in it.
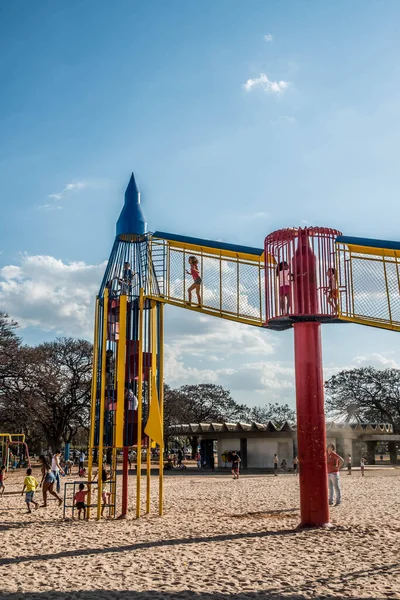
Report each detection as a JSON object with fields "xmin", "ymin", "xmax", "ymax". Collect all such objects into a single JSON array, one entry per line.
[
  {"xmin": 121, "ymin": 446, "xmax": 129, "ymax": 518},
  {"xmin": 293, "ymin": 321, "xmax": 330, "ymax": 527}
]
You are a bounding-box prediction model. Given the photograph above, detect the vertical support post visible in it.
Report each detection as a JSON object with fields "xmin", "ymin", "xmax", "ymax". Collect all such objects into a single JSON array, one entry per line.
[
  {"xmin": 146, "ymin": 433, "xmax": 151, "ymax": 514},
  {"xmin": 121, "ymin": 446, "xmax": 129, "ymax": 517},
  {"xmin": 87, "ymin": 297, "xmax": 99, "ymax": 520},
  {"xmin": 115, "ymin": 295, "xmax": 127, "ymax": 447},
  {"xmin": 294, "ymin": 321, "xmax": 329, "ymax": 527},
  {"xmin": 97, "ymin": 288, "xmax": 109, "ymax": 521},
  {"xmin": 136, "ymin": 288, "xmax": 144, "ymax": 518},
  {"xmin": 64, "ymin": 443, "xmax": 70, "ymax": 462},
  {"xmin": 159, "ymin": 302, "xmax": 164, "ymax": 516}
]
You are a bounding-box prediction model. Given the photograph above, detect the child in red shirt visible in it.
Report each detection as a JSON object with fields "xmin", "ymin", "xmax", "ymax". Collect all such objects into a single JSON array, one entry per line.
[
  {"xmin": 186, "ymin": 256, "xmax": 202, "ymax": 306},
  {"xmin": 74, "ymin": 483, "xmax": 89, "ymax": 520}
]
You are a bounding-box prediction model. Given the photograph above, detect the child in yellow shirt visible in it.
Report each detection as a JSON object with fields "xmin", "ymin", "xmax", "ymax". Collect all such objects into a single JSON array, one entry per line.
[{"xmin": 21, "ymin": 468, "xmax": 39, "ymax": 513}]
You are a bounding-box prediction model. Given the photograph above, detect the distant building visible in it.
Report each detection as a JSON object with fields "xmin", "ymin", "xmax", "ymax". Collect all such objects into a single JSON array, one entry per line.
[{"xmin": 168, "ymin": 421, "xmax": 399, "ymax": 468}]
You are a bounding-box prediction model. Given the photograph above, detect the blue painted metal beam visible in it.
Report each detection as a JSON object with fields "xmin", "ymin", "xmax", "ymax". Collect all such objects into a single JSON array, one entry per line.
[
  {"xmin": 153, "ymin": 230, "xmax": 264, "ymax": 256},
  {"xmin": 336, "ymin": 235, "xmax": 400, "ymax": 251}
]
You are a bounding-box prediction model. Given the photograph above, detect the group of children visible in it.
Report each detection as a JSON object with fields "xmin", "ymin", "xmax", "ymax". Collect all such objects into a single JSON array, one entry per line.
[
  {"xmin": 276, "ymin": 261, "xmax": 338, "ymax": 315},
  {"xmin": 0, "ymin": 462, "xmax": 112, "ymax": 520}
]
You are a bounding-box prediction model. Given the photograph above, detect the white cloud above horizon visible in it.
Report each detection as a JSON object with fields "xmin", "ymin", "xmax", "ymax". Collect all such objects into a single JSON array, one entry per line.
[
  {"xmin": 243, "ymin": 73, "xmax": 289, "ymax": 94},
  {"xmin": 264, "ymin": 33, "xmax": 273, "ymax": 42},
  {"xmin": 39, "ymin": 181, "xmax": 88, "ymax": 210}
]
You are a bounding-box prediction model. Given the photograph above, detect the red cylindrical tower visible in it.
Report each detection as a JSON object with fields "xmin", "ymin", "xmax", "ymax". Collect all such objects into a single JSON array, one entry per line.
[{"xmin": 265, "ymin": 227, "xmax": 342, "ymax": 527}]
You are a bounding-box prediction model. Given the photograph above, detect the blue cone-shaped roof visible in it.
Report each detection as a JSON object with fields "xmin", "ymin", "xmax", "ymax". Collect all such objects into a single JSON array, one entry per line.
[{"xmin": 116, "ymin": 173, "xmax": 147, "ymax": 237}]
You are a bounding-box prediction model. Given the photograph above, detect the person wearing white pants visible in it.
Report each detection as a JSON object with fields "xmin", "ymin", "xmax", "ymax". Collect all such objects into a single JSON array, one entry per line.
[{"xmin": 327, "ymin": 444, "xmax": 344, "ymax": 506}]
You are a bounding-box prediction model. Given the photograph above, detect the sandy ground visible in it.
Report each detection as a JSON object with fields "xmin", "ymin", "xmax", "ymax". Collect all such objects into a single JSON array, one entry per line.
[{"xmin": 0, "ymin": 466, "xmax": 400, "ymax": 600}]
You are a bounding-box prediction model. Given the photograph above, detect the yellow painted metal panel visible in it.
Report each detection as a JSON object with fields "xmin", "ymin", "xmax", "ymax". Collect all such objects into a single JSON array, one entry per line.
[
  {"xmin": 161, "ymin": 238, "xmax": 267, "ymax": 264},
  {"xmin": 115, "ymin": 294, "xmax": 127, "ymax": 448},
  {"xmin": 346, "ymin": 244, "xmax": 400, "ymax": 259},
  {"xmin": 336, "ymin": 241, "xmax": 400, "ymax": 333}
]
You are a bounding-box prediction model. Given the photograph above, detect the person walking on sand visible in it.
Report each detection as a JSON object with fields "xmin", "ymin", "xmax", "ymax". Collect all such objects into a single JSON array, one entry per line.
[
  {"xmin": 293, "ymin": 456, "xmax": 299, "ymax": 476},
  {"xmin": 39, "ymin": 455, "xmax": 63, "ymax": 507},
  {"xmin": 22, "ymin": 468, "xmax": 39, "ymax": 513},
  {"xmin": 0, "ymin": 465, "xmax": 6, "ymax": 496},
  {"xmin": 273, "ymin": 454, "xmax": 279, "ymax": 476},
  {"xmin": 231, "ymin": 451, "xmax": 241, "ymax": 480},
  {"xmin": 51, "ymin": 450, "xmax": 65, "ymax": 493},
  {"xmin": 327, "ymin": 444, "xmax": 344, "ymax": 506},
  {"xmin": 360, "ymin": 457, "xmax": 366, "ymax": 477},
  {"xmin": 346, "ymin": 454, "xmax": 352, "ymax": 475},
  {"xmin": 79, "ymin": 450, "xmax": 86, "ymax": 476}
]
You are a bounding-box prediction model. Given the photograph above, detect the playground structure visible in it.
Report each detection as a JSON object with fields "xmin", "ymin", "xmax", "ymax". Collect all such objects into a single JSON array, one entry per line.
[
  {"xmin": 89, "ymin": 173, "xmax": 400, "ymax": 526},
  {"xmin": 0, "ymin": 433, "xmax": 31, "ymax": 471}
]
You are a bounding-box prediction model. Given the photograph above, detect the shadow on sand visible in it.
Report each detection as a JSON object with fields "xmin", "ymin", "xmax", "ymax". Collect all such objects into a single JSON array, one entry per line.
[{"xmin": 0, "ymin": 590, "xmax": 396, "ymax": 600}]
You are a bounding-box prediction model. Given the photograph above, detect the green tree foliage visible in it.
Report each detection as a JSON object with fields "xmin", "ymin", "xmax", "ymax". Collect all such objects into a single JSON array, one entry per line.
[
  {"xmin": 0, "ymin": 322, "xmax": 92, "ymax": 452},
  {"xmin": 164, "ymin": 383, "xmax": 295, "ymax": 455},
  {"xmin": 246, "ymin": 403, "xmax": 295, "ymax": 426},
  {"xmin": 325, "ymin": 366, "xmax": 400, "ymax": 463}
]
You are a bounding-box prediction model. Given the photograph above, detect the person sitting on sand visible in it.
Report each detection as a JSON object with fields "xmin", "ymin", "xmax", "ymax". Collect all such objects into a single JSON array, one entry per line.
[{"xmin": 21, "ymin": 468, "xmax": 39, "ymax": 513}]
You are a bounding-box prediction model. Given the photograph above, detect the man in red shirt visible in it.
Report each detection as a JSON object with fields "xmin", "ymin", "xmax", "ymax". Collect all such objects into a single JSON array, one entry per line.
[{"xmin": 327, "ymin": 444, "xmax": 344, "ymax": 506}]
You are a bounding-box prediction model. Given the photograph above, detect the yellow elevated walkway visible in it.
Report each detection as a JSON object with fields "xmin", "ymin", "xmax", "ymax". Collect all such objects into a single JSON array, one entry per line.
[
  {"xmin": 148, "ymin": 232, "xmax": 267, "ymax": 327},
  {"xmin": 336, "ymin": 236, "xmax": 400, "ymax": 332}
]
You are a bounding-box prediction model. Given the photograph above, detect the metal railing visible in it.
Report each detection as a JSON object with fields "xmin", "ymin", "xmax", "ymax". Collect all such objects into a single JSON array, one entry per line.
[
  {"xmin": 336, "ymin": 242, "xmax": 400, "ymax": 332},
  {"xmin": 148, "ymin": 237, "xmax": 265, "ymax": 327}
]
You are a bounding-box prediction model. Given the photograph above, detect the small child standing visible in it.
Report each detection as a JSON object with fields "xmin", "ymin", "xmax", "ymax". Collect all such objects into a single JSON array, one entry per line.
[
  {"xmin": 186, "ymin": 256, "xmax": 202, "ymax": 306},
  {"xmin": 21, "ymin": 468, "xmax": 39, "ymax": 513},
  {"xmin": 326, "ymin": 267, "xmax": 338, "ymax": 311},
  {"xmin": 276, "ymin": 262, "xmax": 291, "ymax": 315},
  {"xmin": 101, "ymin": 467, "xmax": 111, "ymax": 518},
  {"xmin": 0, "ymin": 465, "xmax": 6, "ymax": 496},
  {"xmin": 360, "ymin": 457, "xmax": 366, "ymax": 477},
  {"xmin": 74, "ymin": 483, "xmax": 89, "ymax": 520}
]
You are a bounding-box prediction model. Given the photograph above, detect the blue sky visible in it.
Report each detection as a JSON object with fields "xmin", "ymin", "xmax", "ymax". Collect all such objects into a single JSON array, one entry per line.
[{"xmin": 1, "ymin": 1, "xmax": 400, "ymax": 405}]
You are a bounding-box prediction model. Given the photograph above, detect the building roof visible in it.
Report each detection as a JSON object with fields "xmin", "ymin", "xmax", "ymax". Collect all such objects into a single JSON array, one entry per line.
[{"xmin": 168, "ymin": 421, "xmax": 394, "ymax": 435}]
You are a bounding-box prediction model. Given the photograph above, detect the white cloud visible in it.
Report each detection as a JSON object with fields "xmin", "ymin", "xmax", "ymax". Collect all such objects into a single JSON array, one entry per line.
[
  {"xmin": 243, "ymin": 73, "xmax": 289, "ymax": 94},
  {"xmin": 0, "ymin": 254, "xmax": 105, "ymax": 338},
  {"xmin": 281, "ymin": 115, "xmax": 295, "ymax": 123},
  {"xmin": 39, "ymin": 181, "xmax": 88, "ymax": 210},
  {"xmin": 353, "ymin": 353, "xmax": 399, "ymax": 369},
  {"xmin": 264, "ymin": 34, "xmax": 273, "ymax": 42}
]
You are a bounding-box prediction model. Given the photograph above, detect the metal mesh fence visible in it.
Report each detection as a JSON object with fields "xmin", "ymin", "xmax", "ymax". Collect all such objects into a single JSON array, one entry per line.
[
  {"xmin": 150, "ymin": 239, "xmax": 265, "ymax": 326},
  {"xmin": 336, "ymin": 244, "xmax": 400, "ymax": 330}
]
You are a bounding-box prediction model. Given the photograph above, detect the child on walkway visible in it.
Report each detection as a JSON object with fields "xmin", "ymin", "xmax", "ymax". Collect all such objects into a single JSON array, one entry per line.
[
  {"xmin": 0, "ymin": 465, "xmax": 6, "ymax": 496},
  {"xmin": 186, "ymin": 256, "xmax": 202, "ymax": 306},
  {"xmin": 360, "ymin": 457, "xmax": 366, "ymax": 477},
  {"xmin": 326, "ymin": 267, "xmax": 338, "ymax": 311},
  {"xmin": 22, "ymin": 468, "xmax": 39, "ymax": 513},
  {"xmin": 74, "ymin": 483, "xmax": 89, "ymax": 520},
  {"xmin": 276, "ymin": 262, "xmax": 291, "ymax": 315}
]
